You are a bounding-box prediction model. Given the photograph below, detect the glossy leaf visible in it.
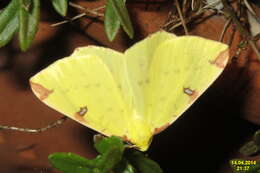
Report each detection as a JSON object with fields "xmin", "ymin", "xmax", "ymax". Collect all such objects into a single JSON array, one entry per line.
[
  {"xmin": 0, "ymin": 0, "xmax": 19, "ymax": 47},
  {"xmin": 49, "ymin": 152, "xmax": 95, "ymax": 173},
  {"xmin": 126, "ymin": 151, "xmax": 163, "ymax": 173},
  {"xmin": 254, "ymin": 130, "xmax": 260, "ymax": 146},
  {"xmin": 49, "ymin": 137, "xmax": 126, "ymax": 173},
  {"xmin": 94, "ymin": 136, "xmax": 125, "ymax": 154},
  {"xmin": 94, "ymin": 137, "xmax": 125, "ymax": 172},
  {"xmin": 110, "ymin": 0, "xmax": 134, "ymax": 39},
  {"xmin": 114, "ymin": 159, "xmax": 137, "ymax": 173},
  {"xmin": 51, "ymin": 0, "xmax": 68, "ymax": 16},
  {"xmin": 104, "ymin": 0, "xmax": 120, "ymax": 41},
  {"xmin": 95, "ymin": 146, "xmax": 124, "ymax": 172},
  {"xmin": 19, "ymin": 0, "xmax": 40, "ymax": 51},
  {"xmin": 104, "ymin": 0, "xmax": 126, "ymax": 41},
  {"xmin": 93, "ymin": 134, "xmax": 106, "ymax": 144},
  {"xmin": 239, "ymin": 141, "xmax": 259, "ymax": 156}
]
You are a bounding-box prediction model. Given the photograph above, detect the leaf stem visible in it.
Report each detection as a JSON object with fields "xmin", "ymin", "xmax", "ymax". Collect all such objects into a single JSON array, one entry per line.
[
  {"xmin": 219, "ymin": 18, "xmax": 232, "ymax": 42},
  {"xmin": 0, "ymin": 116, "xmax": 68, "ymax": 133},
  {"xmin": 51, "ymin": 13, "xmax": 86, "ymax": 27},
  {"xmin": 51, "ymin": 3, "xmax": 105, "ymax": 27},
  {"xmin": 175, "ymin": 0, "xmax": 189, "ymax": 35},
  {"xmin": 69, "ymin": 2, "xmax": 104, "ymax": 17}
]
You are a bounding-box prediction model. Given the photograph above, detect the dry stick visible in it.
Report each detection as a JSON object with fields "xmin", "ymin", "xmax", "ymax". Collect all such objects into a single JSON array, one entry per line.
[
  {"xmin": 51, "ymin": 3, "xmax": 105, "ymax": 27},
  {"xmin": 244, "ymin": 0, "xmax": 260, "ymax": 23},
  {"xmin": 221, "ymin": 0, "xmax": 260, "ymax": 60},
  {"xmin": 182, "ymin": 0, "xmax": 188, "ymax": 11},
  {"xmin": 167, "ymin": 11, "xmax": 216, "ymax": 31},
  {"xmin": 165, "ymin": 0, "xmax": 221, "ymax": 31},
  {"xmin": 0, "ymin": 116, "xmax": 68, "ymax": 133},
  {"xmin": 191, "ymin": 0, "xmax": 195, "ymax": 10},
  {"xmin": 228, "ymin": 25, "xmax": 236, "ymax": 46},
  {"xmin": 175, "ymin": 0, "xmax": 189, "ymax": 35},
  {"xmin": 219, "ymin": 18, "xmax": 232, "ymax": 42},
  {"xmin": 51, "ymin": 13, "xmax": 87, "ymax": 27},
  {"xmin": 69, "ymin": 2, "xmax": 105, "ymax": 17}
]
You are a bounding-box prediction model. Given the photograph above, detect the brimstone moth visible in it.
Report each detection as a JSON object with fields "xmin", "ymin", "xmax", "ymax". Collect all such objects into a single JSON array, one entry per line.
[{"xmin": 30, "ymin": 31, "xmax": 229, "ymax": 151}]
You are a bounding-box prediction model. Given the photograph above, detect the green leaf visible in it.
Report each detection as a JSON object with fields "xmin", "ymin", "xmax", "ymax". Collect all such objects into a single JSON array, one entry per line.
[
  {"xmin": 104, "ymin": 0, "xmax": 126, "ymax": 41},
  {"xmin": 49, "ymin": 137, "xmax": 125, "ymax": 173},
  {"xmin": 51, "ymin": 0, "xmax": 68, "ymax": 16},
  {"xmin": 239, "ymin": 141, "xmax": 259, "ymax": 156},
  {"xmin": 93, "ymin": 134, "xmax": 106, "ymax": 144},
  {"xmin": 94, "ymin": 136, "xmax": 125, "ymax": 172},
  {"xmin": 119, "ymin": 162, "xmax": 136, "ymax": 173},
  {"xmin": 104, "ymin": 0, "xmax": 120, "ymax": 41},
  {"xmin": 48, "ymin": 152, "xmax": 96, "ymax": 173},
  {"xmin": 94, "ymin": 136, "xmax": 125, "ymax": 154},
  {"xmin": 0, "ymin": 0, "xmax": 19, "ymax": 47},
  {"xmin": 19, "ymin": 0, "xmax": 40, "ymax": 51},
  {"xmin": 110, "ymin": 0, "xmax": 134, "ymax": 39},
  {"xmin": 95, "ymin": 147, "xmax": 124, "ymax": 172},
  {"xmin": 126, "ymin": 151, "xmax": 163, "ymax": 173},
  {"xmin": 114, "ymin": 159, "xmax": 137, "ymax": 173},
  {"xmin": 254, "ymin": 130, "xmax": 260, "ymax": 146}
]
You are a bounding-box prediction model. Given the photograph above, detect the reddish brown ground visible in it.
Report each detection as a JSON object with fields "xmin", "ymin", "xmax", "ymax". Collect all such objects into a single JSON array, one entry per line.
[{"xmin": 0, "ymin": 1, "xmax": 260, "ymax": 173}]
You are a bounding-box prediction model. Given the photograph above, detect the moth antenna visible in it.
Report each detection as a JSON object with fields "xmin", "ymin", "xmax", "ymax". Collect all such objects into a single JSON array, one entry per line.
[{"xmin": 0, "ymin": 116, "xmax": 68, "ymax": 133}]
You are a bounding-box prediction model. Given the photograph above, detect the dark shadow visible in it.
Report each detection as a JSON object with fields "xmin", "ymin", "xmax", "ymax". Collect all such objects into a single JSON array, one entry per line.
[
  {"xmin": 15, "ymin": 166, "xmax": 54, "ymax": 173},
  {"xmin": 148, "ymin": 67, "xmax": 260, "ymax": 173}
]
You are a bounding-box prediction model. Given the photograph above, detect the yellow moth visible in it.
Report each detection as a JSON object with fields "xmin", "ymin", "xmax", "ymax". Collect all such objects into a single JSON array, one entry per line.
[{"xmin": 30, "ymin": 31, "xmax": 229, "ymax": 151}]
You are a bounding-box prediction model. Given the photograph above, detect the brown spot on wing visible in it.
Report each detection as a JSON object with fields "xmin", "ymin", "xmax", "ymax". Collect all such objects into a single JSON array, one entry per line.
[
  {"xmin": 74, "ymin": 106, "xmax": 88, "ymax": 123},
  {"xmin": 183, "ymin": 88, "xmax": 195, "ymax": 96},
  {"xmin": 209, "ymin": 49, "xmax": 229, "ymax": 68},
  {"xmin": 74, "ymin": 113, "xmax": 87, "ymax": 123},
  {"xmin": 30, "ymin": 82, "xmax": 53, "ymax": 100},
  {"xmin": 153, "ymin": 123, "xmax": 170, "ymax": 135},
  {"xmin": 183, "ymin": 87, "xmax": 199, "ymax": 103},
  {"xmin": 77, "ymin": 107, "xmax": 88, "ymax": 116}
]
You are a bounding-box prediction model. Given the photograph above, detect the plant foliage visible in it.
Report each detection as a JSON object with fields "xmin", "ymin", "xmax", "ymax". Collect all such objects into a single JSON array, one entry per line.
[
  {"xmin": 49, "ymin": 136, "xmax": 163, "ymax": 173},
  {"xmin": 0, "ymin": 0, "xmax": 134, "ymax": 51}
]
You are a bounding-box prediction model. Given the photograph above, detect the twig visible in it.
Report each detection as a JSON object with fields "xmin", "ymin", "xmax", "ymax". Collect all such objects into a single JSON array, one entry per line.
[
  {"xmin": 243, "ymin": 0, "xmax": 260, "ymax": 23},
  {"xmin": 51, "ymin": 13, "xmax": 87, "ymax": 27},
  {"xmin": 164, "ymin": 0, "xmax": 223, "ymax": 32},
  {"xmin": 69, "ymin": 2, "xmax": 104, "ymax": 17},
  {"xmin": 221, "ymin": 0, "xmax": 260, "ymax": 60},
  {"xmin": 219, "ymin": 18, "xmax": 232, "ymax": 42},
  {"xmin": 175, "ymin": 0, "xmax": 189, "ymax": 35},
  {"xmin": 166, "ymin": 10, "xmax": 216, "ymax": 31},
  {"xmin": 191, "ymin": 0, "xmax": 195, "ymax": 11},
  {"xmin": 51, "ymin": 3, "xmax": 105, "ymax": 27},
  {"xmin": 0, "ymin": 116, "xmax": 68, "ymax": 133},
  {"xmin": 228, "ymin": 24, "xmax": 236, "ymax": 46}
]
